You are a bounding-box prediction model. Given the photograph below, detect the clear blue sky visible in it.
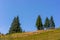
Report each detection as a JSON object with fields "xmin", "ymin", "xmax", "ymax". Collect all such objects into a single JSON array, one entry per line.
[{"xmin": 0, "ymin": 0, "xmax": 60, "ymax": 34}]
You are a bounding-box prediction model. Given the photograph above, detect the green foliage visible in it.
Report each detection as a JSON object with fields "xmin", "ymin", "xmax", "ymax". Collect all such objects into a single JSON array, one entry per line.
[
  {"xmin": 44, "ymin": 16, "xmax": 55, "ymax": 29},
  {"xmin": 9, "ymin": 16, "xmax": 22, "ymax": 34},
  {"xmin": 36, "ymin": 15, "xmax": 43, "ymax": 30},
  {"xmin": 44, "ymin": 17, "xmax": 50, "ymax": 29},
  {"xmin": 50, "ymin": 16, "xmax": 55, "ymax": 29}
]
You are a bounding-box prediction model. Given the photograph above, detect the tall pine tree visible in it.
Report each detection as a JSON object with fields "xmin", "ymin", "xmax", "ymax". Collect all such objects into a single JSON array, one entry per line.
[
  {"xmin": 9, "ymin": 16, "xmax": 22, "ymax": 34},
  {"xmin": 36, "ymin": 15, "xmax": 43, "ymax": 30},
  {"xmin": 50, "ymin": 16, "xmax": 55, "ymax": 29},
  {"xmin": 44, "ymin": 17, "xmax": 50, "ymax": 29}
]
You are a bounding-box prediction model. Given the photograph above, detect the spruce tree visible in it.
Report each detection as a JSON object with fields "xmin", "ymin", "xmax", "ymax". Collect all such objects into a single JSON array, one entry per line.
[
  {"xmin": 50, "ymin": 16, "xmax": 55, "ymax": 29},
  {"xmin": 9, "ymin": 16, "xmax": 22, "ymax": 34},
  {"xmin": 44, "ymin": 17, "xmax": 50, "ymax": 29},
  {"xmin": 36, "ymin": 15, "xmax": 43, "ymax": 30}
]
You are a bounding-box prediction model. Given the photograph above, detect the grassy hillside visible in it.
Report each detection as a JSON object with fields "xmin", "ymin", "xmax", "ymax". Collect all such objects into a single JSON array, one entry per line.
[{"xmin": 0, "ymin": 29, "xmax": 60, "ymax": 40}]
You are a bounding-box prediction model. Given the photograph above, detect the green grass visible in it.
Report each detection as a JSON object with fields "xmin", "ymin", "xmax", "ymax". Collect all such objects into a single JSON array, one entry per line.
[{"xmin": 0, "ymin": 29, "xmax": 60, "ymax": 40}]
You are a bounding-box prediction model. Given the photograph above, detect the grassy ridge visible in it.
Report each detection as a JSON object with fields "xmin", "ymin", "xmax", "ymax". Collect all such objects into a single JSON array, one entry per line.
[{"xmin": 0, "ymin": 29, "xmax": 60, "ymax": 40}]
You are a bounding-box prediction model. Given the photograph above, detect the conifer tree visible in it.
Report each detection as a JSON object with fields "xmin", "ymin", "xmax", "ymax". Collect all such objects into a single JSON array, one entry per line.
[
  {"xmin": 44, "ymin": 17, "xmax": 50, "ymax": 29},
  {"xmin": 36, "ymin": 15, "xmax": 43, "ymax": 30},
  {"xmin": 9, "ymin": 16, "xmax": 22, "ymax": 34},
  {"xmin": 50, "ymin": 16, "xmax": 55, "ymax": 29}
]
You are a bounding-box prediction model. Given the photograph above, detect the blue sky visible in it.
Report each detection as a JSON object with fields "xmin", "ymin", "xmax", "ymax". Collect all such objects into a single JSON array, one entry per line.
[{"xmin": 0, "ymin": 0, "xmax": 60, "ymax": 34}]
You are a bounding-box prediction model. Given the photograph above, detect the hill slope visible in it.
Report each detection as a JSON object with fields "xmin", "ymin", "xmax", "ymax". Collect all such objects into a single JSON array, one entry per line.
[{"xmin": 0, "ymin": 29, "xmax": 60, "ymax": 40}]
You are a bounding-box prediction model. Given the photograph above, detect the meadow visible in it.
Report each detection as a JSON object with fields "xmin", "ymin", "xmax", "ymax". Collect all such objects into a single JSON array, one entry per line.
[{"xmin": 0, "ymin": 29, "xmax": 60, "ymax": 40}]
